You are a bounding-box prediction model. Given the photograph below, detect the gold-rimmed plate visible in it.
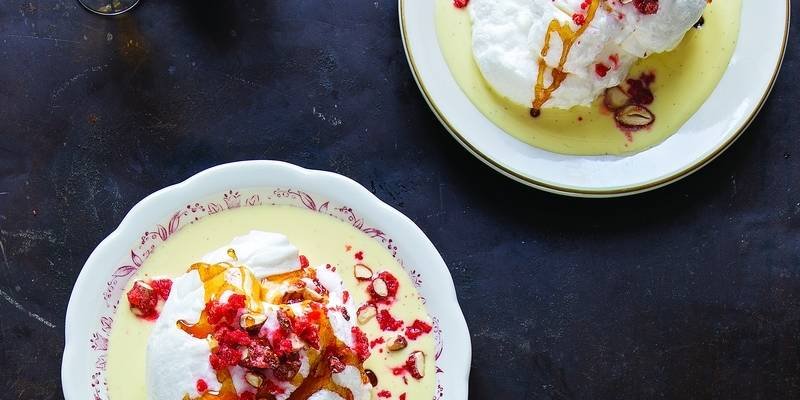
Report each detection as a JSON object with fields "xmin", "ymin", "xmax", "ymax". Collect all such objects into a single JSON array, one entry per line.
[{"xmin": 400, "ymin": 0, "xmax": 790, "ymax": 197}]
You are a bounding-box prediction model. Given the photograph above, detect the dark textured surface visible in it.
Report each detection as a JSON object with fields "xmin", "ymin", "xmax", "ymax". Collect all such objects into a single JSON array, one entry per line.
[{"xmin": 0, "ymin": 1, "xmax": 797, "ymax": 399}]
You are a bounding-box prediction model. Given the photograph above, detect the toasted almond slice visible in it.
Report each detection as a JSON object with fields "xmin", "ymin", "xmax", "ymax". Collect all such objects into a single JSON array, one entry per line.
[
  {"xmin": 372, "ymin": 278, "xmax": 389, "ymax": 297},
  {"xmin": 239, "ymin": 312, "xmax": 267, "ymax": 332},
  {"xmin": 357, "ymin": 303, "xmax": 377, "ymax": 324},
  {"xmin": 354, "ymin": 264, "xmax": 374, "ymax": 281},
  {"xmin": 387, "ymin": 335, "xmax": 408, "ymax": 352},
  {"xmin": 134, "ymin": 281, "xmax": 153, "ymax": 290},
  {"xmin": 245, "ymin": 372, "xmax": 264, "ymax": 388},
  {"xmin": 604, "ymin": 86, "xmax": 630, "ymax": 110},
  {"xmin": 407, "ymin": 351, "xmax": 425, "ymax": 379},
  {"xmin": 615, "ymin": 105, "xmax": 655, "ymax": 128},
  {"xmin": 364, "ymin": 369, "xmax": 378, "ymax": 387}
]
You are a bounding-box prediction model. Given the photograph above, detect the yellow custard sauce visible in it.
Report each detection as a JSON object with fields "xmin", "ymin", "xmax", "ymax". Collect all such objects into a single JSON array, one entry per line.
[
  {"xmin": 435, "ymin": 0, "xmax": 741, "ymax": 155},
  {"xmin": 106, "ymin": 205, "xmax": 436, "ymax": 400}
]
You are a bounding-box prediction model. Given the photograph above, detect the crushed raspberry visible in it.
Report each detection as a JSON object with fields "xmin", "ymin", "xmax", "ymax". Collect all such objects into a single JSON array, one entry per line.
[
  {"xmin": 626, "ymin": 73, "xmax": 655, "ymax": 105},
  {"xmin": 299, "ymin": 255, "xmax": 309, "ymax": 268},
  {"xmin": 572, "ymin": 13, "xmax": 586, "ymax": 26},
  {"xmin": 239, "ymin": 392, "xmax": 255, "ymax": 400},
  {"xmin": 307, "ymin": 304, "xmax": 323, "ymax": 321},
  {"xmin": 205, "ymin": 301, "xmax": 236, "ymax": 325},
  {"xmin": 329, "ymin": 355, "xmax": 346, "ymax": 373},
  {"xmin": 342, "ymin": 290, "xmax": 350, "ymax": 303},
  {"xmin": 196, "ymin": 379, "xmax": 208, "ymax": 393},
  {"xmin": 633, "ymin": 0, "xmax": 658, "ymax": 15},
  {"xmin": 403, "ymin": 356, "xmax": 417, "ymax": 373},
  {"xmin": 214, "ymin": 327, "xmax": 252, "ymax": 347},
  {"xmin": 292, "ymin": 315, "xmax": 321, "ymax": 349},
  {"xmin": 227, "ymin": 293, "xmax": 246, "ymax": 309},
  {"xmin": 269, "ymin": 313, "xmax": 294, "ymax": 355},
  {"xmin": 453, "ymin": 0, "xmax": 468, "ymax": 8},
  {"xmin": 276, "ymin": 338, "xmax": 293, "ymax": 355},
  {"xmin": 150, "ymin": 279, "xmax": 173, "ymax": 300},
  {"xmin": 368, "ymin": 271, "xmax": 400, "ymax": 303},
  {"xmin": 400, "ymin": 394, "xmax": 407, "ymax": 400},
  {"xmin": 206, "ymin": 294, "xmax": 246, "ymax": 325},
  {"xmin": 351, "ymin": 326, "xmax": 371, "ymax": 362},
  {"xmin": 209, "ymin": 345, "xmax": 242, "ymax": 370},
  {"xmin": 265, "ymin": 379, "xmax": 285, "ymax": 395},
  {"xmin": 391, "ymin": 366, "xmax": 406, "ymax": 376},
  {"xmin": 405, "ymin": 320, "xmax": 433, "ymax": 340},
  {"xmin": 370, "ymin": 337, "xmax": 385, "ymax": 348},
  {"xmin": 241, "ymin": 340, "xmax": 279, "ymax": 369},
  {"xmin": 205, "ymin": 301, "xmax": 226, "ymax": 323},
  {"xmin": 580, "ymin": 0, "xmax": 591, "ymax": 10},
  {"xmin": 378, "ymin": 390, "xmax": 392, "ymax": 398},
  {"xmin": 376, "ymin": 309, "xmax": 403, "ymax": 331},
  {"xmin": 354, "ymin": 251, "xmax": 364, "ymax": 261},
  {"xmin": 595, "ymin": 63, "xmax": 610, "ymax": 78},
  {"xmin": 127, "ymin": 281, "xmax": 158, "ymax": 319}
]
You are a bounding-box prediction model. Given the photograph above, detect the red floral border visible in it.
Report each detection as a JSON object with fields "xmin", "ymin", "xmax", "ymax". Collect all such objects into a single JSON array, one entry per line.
[{"xmin": 87, "ymin": 188, "xmax": 445, "ymax": 400}]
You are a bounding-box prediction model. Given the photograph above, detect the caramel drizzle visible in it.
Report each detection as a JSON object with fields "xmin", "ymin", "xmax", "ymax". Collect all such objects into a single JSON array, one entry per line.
[
  {"xmin": 177, "ymin": 261, "xmax": 265, "ymax": 339},
  {"xmin": 532, "ymin": 0, "xmax": 601, "ymax": 113},
  {"xmin": 183, "ymin": 370, "xmax": 239, "ymax": 400},
  {"xmin": 177, "ymin": 261, "xmax": 367, "ymax": 400}
]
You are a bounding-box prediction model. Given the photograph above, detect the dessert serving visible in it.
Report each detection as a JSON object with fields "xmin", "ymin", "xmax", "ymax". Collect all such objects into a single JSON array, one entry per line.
[
  {"xmin": 105, "ymin": 206, "xmax": 436, "ymax": 400},
  {"xmin": 436, "ymin": 0, "xmax": 741, "ymax": 155}
]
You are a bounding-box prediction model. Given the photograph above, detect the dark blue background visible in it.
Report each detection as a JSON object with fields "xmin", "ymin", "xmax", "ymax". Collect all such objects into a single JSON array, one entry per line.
[{"xmin": 0, "ymin": 1, "xmax": 797, "ymax": 399}]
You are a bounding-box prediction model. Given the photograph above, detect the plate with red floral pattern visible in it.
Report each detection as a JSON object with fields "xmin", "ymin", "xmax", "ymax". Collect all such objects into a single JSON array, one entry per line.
[{"xmin": 62, "ymin": 160, "xmax": 470, "ymax": 400}]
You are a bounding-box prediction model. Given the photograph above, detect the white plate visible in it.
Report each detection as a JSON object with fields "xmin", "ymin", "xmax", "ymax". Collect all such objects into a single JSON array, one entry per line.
[
  {"xmin": 62, "ymin": 161, "xmax": 471, "ymax": 400},
  {"xmin": 400, "ymin": 0, "xmax": 790, "ymax": 197}
]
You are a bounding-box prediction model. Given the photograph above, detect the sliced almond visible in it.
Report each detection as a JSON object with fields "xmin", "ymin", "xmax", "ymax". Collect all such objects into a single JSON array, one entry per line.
[
  {"xmin": 356, "ymin": 303, "xmax": 377, "ymax": 324},
  {"xmin": 283, "ymin": 285, "xmax": 323, "ymax": 302},
  {"xmin": 245, "ymin": 371, "xmax": 264, "ymax": 388},
  {"xmin": 134, "ymin": 280, "xmax": 153, "ymax": 291},
  {"xmin": 239, "ymin": 312, "xmax": 267, "ymax": 332},
  {"xmin": 615, "ymin": 105, "xmax": 655, "ymax": 128},
  {"xmin": 353, "ymin": 264, "xmax": 374, "ymax": 281},
  {"xmin": 603, "ymin": 86, "xmax": 630, "ymax": 110},
  {"xmin": 364, "ymin": 369, "xmax": 378, "ymax": 387},
  {"xmin": 371, "ymin": 278, "xmax": 389, "ymax": 297},
  {"xmin": 406, "ymin": 351, "xmax": 425, "ymax": 380},
  {"xmin": 386, "ymin": 335, "xmax": 408, "ymax": 352}
]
